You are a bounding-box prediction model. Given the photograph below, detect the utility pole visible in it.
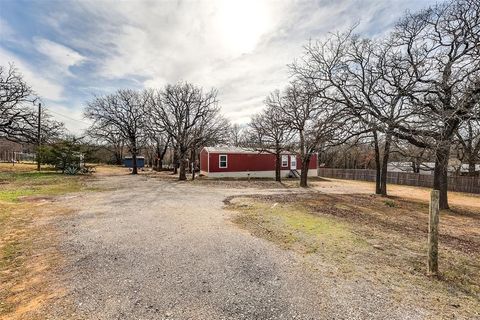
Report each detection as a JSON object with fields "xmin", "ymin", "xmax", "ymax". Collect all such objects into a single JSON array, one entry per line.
[{"xmin": 37, "ymin": 102, "xmax": 41, "ymax": 171}]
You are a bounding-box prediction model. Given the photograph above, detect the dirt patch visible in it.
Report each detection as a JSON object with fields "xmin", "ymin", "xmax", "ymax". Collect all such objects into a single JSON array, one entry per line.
[
  {"xmin": 93, "ymin": 165, "xmax": 131, "ymax": 176},
  {"xmin": 146, "ymin": 170, "xmax": 294, "ymax": 189},
  {"xmin": 193, "ymin": 178, "xmax": 289, "ymax": 189},
  {"xmin": 0, "ymin": 202, "xmax": 71, "ymax": 320},
  {"xmin": 226, "ymin": 192, "xmax": 480, "ymax": 319},
  {"xmin": 0, "ymin": 167, "xmax": 105, "ymax": 319},
  {"xmin": 19, "ymin": 196, "xmax": 56, "ymax": 203}
]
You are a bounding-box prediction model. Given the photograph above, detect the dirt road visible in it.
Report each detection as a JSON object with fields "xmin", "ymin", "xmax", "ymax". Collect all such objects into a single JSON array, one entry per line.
[{"xmin": 47, "ymin": 173, "xmax": 431, "ymax": 319}]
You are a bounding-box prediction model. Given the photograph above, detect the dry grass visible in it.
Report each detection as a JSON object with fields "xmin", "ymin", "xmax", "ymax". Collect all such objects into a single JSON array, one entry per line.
[
  {"xmin": 0, "ymin": 166, "xmax": 96, "ymax": 320},
  {"xmin": 93, "ymin": 164, "xmax": 130, "ymax": 176},
  {"xmin": 0, "ymin": 163, "xmax": 40, "ymax": 172},
  {"xmin": 225, "ymin": 192, "xmax": 480, "ymax": 319},
  {"xmin": 193, "ymin": 177, "xmax": 289, "ymax": 189},
  {"xmin": 311, "ymin": 177, "xmax": 480, "ymax": 211}
]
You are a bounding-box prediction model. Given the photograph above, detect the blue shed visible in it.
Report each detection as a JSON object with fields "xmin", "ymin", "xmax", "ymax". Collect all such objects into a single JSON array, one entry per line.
[{"xmin": 123, "ymin": 156, "xmax": 145, "ymax": 168}]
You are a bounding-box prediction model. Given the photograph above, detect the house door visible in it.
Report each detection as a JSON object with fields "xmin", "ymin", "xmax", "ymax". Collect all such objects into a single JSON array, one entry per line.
[{"xmin": 290, "ymin": 155, "xmax": 297, "ymax": 170}]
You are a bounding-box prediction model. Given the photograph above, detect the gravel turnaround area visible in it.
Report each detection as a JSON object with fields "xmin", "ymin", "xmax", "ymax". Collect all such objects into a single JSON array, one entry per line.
[{"xmin": 47, "ymin": 174, "xmax": 429, "ymax": 320}]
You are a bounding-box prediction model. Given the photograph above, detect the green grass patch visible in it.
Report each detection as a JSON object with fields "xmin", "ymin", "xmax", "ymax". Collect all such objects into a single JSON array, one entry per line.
[
  {"xmin": 0, "ymin": 171, "xmax": 85, "ymax": 203},
  {"xmin": 230, "ymin": 199, "xmax": 366, "ymax": 259},
  {"xmin": 0, "ymin": 241, "xmax": 24, "ymax": 270},
  {"xmin": 383, "ymin": 199, "xmax": 396, "ymax": 207},
  {"xmin": 0, "ymin": 188, "xmax": 37, "ymax": 202},
  {"xmin": 228, "ymin": 194, "xmax": 480, "ymax": 318},
  {"xmin": 0, "ymin": 171, "xmax": 60, "ymax": 184}
]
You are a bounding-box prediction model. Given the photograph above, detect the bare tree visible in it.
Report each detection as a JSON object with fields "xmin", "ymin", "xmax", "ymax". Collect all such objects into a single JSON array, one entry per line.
[
  {"xmin": 291, "ymin": 30, "xmax": 416, "ymax": 196},
  {"xmin": 0, "ymin": 63, "xmax": 64, "ymax": 146},
  {"xmin": 280, "ymin": 83, "xmax": 339, "ymax": 187},
  {"xmin": 391, "ymin": 139, "xmax": 433, "ymax": 174},
  {"xmin": 152, "ymin": 134, "xmax": 171, "ymax": 170},
  {"xmin": 291, "ymin": 0, "xmax": 479, "ymax": 208},
  {"xmin": 190, "ymin": 114, "xmax": 230, "ymax": 180},
  {"xmin": 0, "ymin": 64, "xmax": 35, "ymax": 141},
  {"xmin": 248, "ymin": 90, "xmax": 294, "ymax": 182},
  {"xmin": 149, "ymin": 82, "xmax": 221, "ymax": 180},
  {"xmin": 455, "ymin": 118, "xmax": 480, "ymax": 175},
  {"xmin": 86, "ymin": 124, "xmax": 125, "ymax": 165},
  {"xmin": 229, "ymin": 123, "xmax": 244, "ymax": 147},
  {"xmin": 386, "ymin": 0, "xmax": 480, "ymax": 208},
  {"xmin": 85, "ymin": 89, "xmax": 148, "ymax": 174},
  {"xmin": 144, "ymin": 113, "xmax": 171, "ymax": 170}
]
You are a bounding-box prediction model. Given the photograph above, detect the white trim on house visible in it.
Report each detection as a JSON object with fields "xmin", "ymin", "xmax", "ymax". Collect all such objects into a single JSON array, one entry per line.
[
  {"xmin": 207, "ymin": 149, "xmax": 210, "ymax": 173},
  {"xmin": 205, "ymin": 169, "xmax": 317, "ymax": 178},
  {"xmin": 219, "ymin": 154, "xmax": 228, "ymax": 168},
  {"xmin": 290, "ymin": 155, "xmax": 297, "ymax": 169},
  {"xmin": 281, "ymin": 155, "xmax": 288, "ymax": 167}
]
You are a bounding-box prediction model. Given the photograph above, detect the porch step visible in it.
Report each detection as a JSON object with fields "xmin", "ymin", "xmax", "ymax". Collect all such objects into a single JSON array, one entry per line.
[{"xmin": 289, "ymin": 169, "xmax": 300, "ymax": 178}]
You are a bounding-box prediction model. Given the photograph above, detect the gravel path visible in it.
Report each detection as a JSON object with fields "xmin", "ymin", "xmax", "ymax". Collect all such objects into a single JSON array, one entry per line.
[{"xmin": 47, "ymin": 174, "xmax": 428, "ymax": 320}]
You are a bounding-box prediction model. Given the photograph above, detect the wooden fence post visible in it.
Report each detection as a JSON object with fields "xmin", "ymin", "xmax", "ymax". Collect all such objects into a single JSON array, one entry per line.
[{"xmin": 428, "ymin": 190, "xmax": 440, "ymax": 276}]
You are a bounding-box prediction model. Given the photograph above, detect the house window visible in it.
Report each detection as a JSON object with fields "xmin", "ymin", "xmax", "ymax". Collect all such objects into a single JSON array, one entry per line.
[
  {"xmin": 281, "ymin": 155, "xmax": 288, "ymax": 167},
  {"xmin": 219, "ymin": 155, "xmax": 228, "ymax": 168}
]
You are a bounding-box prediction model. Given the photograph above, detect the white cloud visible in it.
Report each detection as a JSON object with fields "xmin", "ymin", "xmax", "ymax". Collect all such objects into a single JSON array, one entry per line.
[
  {"xmin": 63, "ymin": 0, "xmax": 426, "ymax": 125},
  {"xmin": 68, "ymin": 0, "xmax": 290, "ymax": 81},
  {"xmin": 0, "ymin": 48, "xmax": 64, "ymax": 101},
  {"xmin": 2, "ymin": 0, "xmax": 439, "ymax": 134},
  {"xmin": 46, "ymin": 103, "xmax": 91, "ymax": 135},
  {"xmin": 0, "ymin": 18, "xmax": 14, "ymax": 38},
  {"xmin": 34, "ymin": 38, "xmax": 86, "ymax": 75}
]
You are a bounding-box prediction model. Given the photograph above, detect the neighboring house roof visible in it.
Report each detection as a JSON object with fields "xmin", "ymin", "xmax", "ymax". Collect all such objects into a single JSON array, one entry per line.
[
  {"xmin": 388, "ymin": 161, "xmax": 480, "ymax": 172},
  {"xmin": 202, "ymin": 146, "xmax": 295, "ymax": 155},
  {"xmin": 387, "ymin": 161, "xmax": 434, "ymax": 171},
  {"xmin": 458, "ymin": 164, "xmax": 480, "ymax": 172}
]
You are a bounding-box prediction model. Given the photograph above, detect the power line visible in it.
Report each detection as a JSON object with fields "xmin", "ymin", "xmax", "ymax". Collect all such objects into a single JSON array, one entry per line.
[{"xmin": 47, "ymin": 108, "xmax": 91, "ymax": 125}]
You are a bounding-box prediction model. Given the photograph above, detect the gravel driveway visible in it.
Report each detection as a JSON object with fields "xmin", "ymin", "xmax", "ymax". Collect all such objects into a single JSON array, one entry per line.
[{"xmin": 48, "ymin": 174, "xmax": 428, "ymax": 320}]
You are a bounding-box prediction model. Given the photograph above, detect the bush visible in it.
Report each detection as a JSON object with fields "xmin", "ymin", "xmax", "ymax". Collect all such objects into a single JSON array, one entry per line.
[{"xmin": 39, "ymin": 137, "xmax": 84, "ymax": 173}]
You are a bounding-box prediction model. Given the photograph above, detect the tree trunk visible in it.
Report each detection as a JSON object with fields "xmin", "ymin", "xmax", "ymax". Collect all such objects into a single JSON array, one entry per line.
[
  {"xmin": 300, "ymin": 157, "xmax": 311, "ymax": 187},
  {"xmin": 179, "ymin": 158, "xmax": 187, "ymax": 180},
  {"xmin": 299, "ymin": 131, "xmax": 308, "ymax": 187},
  {"xmin": 275, "ymin": 151, "xmax": 281, "ymax": 182},
  {"xmin": 191, "ymin": 148, "xmax": 196, "ymax": 181},
  {"xmin": 147, "ymin": 154, "xmax": 153, "ymax": 168},
  {"xmin": 114, "ymin": 151, "xmax": 122, "ymax": 165},
  {"xmin": 155, "ymin": 141, "xmax": 169, "ymax": 171},
  {"xmin": 178, "ymin": 146, "xmax": 187, "ymax": 180},
  {"xmin": 132, "ymin": 153, "xmax": 138, "ymax": 174},
  {"xmin": 468, "ymin": 156, "xmax": 476, "ymax": 176},
  {"xmin": 373, "ymin": 130, "xmax": 381, "ymax": 194},
  {"xmin": 113, "ymin": 142, "xmax": 124, "ymax": 165},
  {"xmin": 380, "ymin": 131, "xmax": 392, "ymax": 196},
  {"xmin": 412, "ymin": 159, "xmax": 420, "ymax": 174},
  {"xmin": 433, "ymin": 141, "xmax": 450, "ymax": 210},
  {"xmin": 173, "ymin": 150, "xmax": 178, "ymax": 174}
]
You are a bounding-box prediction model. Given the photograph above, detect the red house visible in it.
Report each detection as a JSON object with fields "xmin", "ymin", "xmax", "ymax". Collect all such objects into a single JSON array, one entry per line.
[{"xmin": 200, "ymin": 147, "xmax": 318, "ymax": 178}]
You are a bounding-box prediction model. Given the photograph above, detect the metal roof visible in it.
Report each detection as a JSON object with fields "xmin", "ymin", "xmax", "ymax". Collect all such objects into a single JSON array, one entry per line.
[{"xmin": 202, "ymin": 146, "xmax": 294, "ymax": 155}]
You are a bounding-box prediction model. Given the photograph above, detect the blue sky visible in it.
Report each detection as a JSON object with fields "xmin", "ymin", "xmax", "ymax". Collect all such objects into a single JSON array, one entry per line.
[{"xmin": 0, "ymin": 0, "xmax": 437, "ymax": 134}]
